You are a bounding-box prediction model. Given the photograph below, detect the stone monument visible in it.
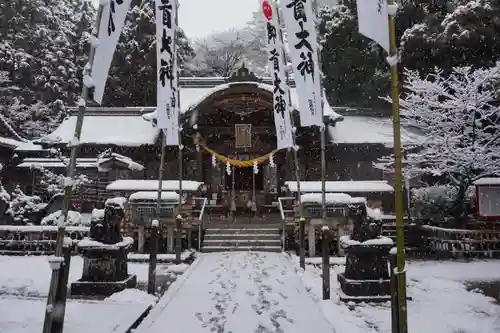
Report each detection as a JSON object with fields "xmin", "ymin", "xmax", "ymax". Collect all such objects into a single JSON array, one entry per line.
[
  {"xmin": 71, "ymin": 198, "xmax": 136, "ymax": 297},
  {"xmin": 337, "ymin": 201, "xmax": 394, "ymax": 303}
]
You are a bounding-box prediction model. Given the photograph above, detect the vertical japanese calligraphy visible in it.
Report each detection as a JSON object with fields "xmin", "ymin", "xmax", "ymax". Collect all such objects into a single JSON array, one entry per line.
[
  {"xmin": 280, "ymin": 0, "xmax": 322, "ymax": 127},
  {"xmin": 91, "ymin": 0, "xmax": 132, "ymax": 104},
  {"xmin": 156, "ymin": 0, "xmax": 179, "ymax": 146},
  {"xmin": 262, "ymin": 0, "xmax": 294, "ymax": 150}
]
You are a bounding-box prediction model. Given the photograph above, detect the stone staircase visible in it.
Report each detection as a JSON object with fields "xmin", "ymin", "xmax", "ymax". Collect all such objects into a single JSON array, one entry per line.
[{"xmin": 201, "ymin": 216, "xmax": 282, "ymax": 253}]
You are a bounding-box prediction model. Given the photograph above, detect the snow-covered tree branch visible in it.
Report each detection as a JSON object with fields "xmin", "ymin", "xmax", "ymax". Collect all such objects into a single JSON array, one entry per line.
[{"xmin": 376, "ymin": 62, "xmax": 500, "ymax": 220}]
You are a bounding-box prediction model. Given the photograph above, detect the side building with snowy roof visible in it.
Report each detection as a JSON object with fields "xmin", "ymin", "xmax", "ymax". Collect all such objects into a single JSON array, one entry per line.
[{"xmin": 15, "ymin": 64, "xmax": 424, "ymax": 211}]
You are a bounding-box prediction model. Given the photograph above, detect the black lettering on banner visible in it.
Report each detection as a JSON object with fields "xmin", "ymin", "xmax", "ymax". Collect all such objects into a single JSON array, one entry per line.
[
  {"xmin": 286, "ymin": 0, "xmax": 307, "ymax": 22},
  {"xmin": 377, "ymin": 0, "xmax": 383, "ymax": 13},
  {"xmin": 273, "ymin": 72, "xmax": 284, "ymax": 95},
  {"xmin": 297, "ymin": 51, "xmax": 314, "ymax": 81},
  {"xmin": 161, "ymin": 28, "xmax": 173, "ymax": 56},
  {"xmin": 294, "ymin": 21, "xmax": 312, "ymax": 51},
  {"xmin": 269, "ymin": 49, "xmax": 280, "ymax": 71},
  {"xmin": 267, "ymin": 22, "xmax": 277, "ymax": 44},
  {"xmin": 158, "ymin": 0, "xmax": 172, "ymax": 29},
  {"xmin": 107, "ymin": 0, "xmax": 124, "ymax": 36},
  {"xmin": 159, "ymin": 58, "xmax": 174, "ymax": 88},
  {"xmin": 275, "ymin": 94, "xmax": 287, "ymax": 118},
  {"xmin": 170, "ymin": 87, "xmax": 177, "ymax": 109},
  {"xmin": 165, "ymin": 103, "xmax": 171, "ymax": 119}
]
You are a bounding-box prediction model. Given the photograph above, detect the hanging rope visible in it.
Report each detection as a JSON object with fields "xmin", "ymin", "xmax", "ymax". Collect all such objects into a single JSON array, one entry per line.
[
  {"xmin": 200, "ymin": 143, "xmax": 278, "ymax": 167},
  {"xmin": 193, "ymin": 133, "xmax": 278, "ymax": 168}
]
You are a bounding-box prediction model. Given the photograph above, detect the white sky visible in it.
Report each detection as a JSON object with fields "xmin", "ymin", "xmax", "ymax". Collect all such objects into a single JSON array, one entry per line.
[{"xmin": 91, "ymin": 0, "xmax": 259, "ymax": 39}]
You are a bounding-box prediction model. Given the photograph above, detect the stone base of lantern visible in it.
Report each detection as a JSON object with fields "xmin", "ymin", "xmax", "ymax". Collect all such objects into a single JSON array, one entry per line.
[{"xmin": 71, "ymin": 237, "xmax": 137, "ymax": 298}]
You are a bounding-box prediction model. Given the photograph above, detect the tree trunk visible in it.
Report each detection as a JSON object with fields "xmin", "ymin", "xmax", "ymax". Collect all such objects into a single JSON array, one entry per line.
[{"xmin": 451, "ymin": 182, "xmax": 469, "ymax": 228}]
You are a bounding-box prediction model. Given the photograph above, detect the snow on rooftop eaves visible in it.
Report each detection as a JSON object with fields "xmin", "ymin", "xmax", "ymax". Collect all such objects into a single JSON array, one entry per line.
[
  {"xmin": 473, "ymin": 177, "xmax": 500, "ymax": 186},
  {"xmin": 142, "ymin": 82, "xmax": 344, "ymax": 121},
  {"xmin": 37, "ymin": 114, "xmax": 159, "ymax": 146},
  {"xmin": 0, "ymin": 137, "xmax": 42, "ymax": 151},
  {"xmin": 97, "ymin": 151, "xmax": 145, "ymax": 172},
  {"xmin": 128, "ymin": 191, "xmax": 180, "ymax": 202},
  {"xmin": 285, "ymin": 180, "xmax": 394, "ymax": 193},
  {"xmin": 301, "ymin": 193, "xmax": 367, "ymax": 204},
  {"xmin": 328, "ymin": 116, "xmax": 425, "ymax": 146},
  {"xmin": 17, "ymin": 157, "xmax": 97, "ymax": 169},
  {"xmin": 106, "ymin": 180, "xmax": 203, "ymax": 192}
]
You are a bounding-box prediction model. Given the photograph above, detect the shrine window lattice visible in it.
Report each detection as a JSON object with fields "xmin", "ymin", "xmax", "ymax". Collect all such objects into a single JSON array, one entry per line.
[{"xmin": 235, "ymin": 124, "xmax": 252, "ymax": 148}]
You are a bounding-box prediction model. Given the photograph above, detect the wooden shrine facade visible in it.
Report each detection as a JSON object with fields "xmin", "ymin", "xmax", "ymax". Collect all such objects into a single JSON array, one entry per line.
[{"xmin": 13, "ymin": 65, "xmax": 423, "ymax": 210}]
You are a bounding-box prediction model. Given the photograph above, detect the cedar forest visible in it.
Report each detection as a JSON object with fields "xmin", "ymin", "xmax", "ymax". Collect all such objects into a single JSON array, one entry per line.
[{"xmin": 1, "ymin": 0, "xmax": 500, "ymax": 224}]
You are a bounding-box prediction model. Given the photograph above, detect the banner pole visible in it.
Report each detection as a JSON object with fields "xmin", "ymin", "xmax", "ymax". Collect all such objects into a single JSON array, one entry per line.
[
  {"xmin": 387, "ymin": 0, "xmax": 408, "ymax": 332},
  {"xmin": 42, "ymin": 5, "xmax": 105, "ymax": 333},
  {"xmin": 273, "ymin": 0, "xmax": 306, "ymax": 268}
]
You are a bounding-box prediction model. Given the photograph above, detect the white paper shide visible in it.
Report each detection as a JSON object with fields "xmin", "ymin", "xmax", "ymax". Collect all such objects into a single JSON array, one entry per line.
[
  {"xmin": 280, "ymin": 0, "xmax": 322, "ymax": 127},
  {"xmin": 262, "ymin": 0, "xmax": 294, "ymax": 149},
  {"xmin": 156, "ymin": 0, "xmax": 179, "ymax": 146},
  {"xmin": 91, "ymin": 0, "xmax": 133, "ymax": 104},
  {"xmin": 356, "ymin": 0, "xmax": 390, "ymax": 53}
]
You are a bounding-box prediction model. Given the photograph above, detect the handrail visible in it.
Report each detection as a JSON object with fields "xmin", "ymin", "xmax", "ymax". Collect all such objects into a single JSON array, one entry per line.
[
  {"xmin": 199, "ymin": 197, "xmax": 208, "ymax": 221},
  {"xmin": 278, "ymin": 197, "xmax": 285, "ymax": 221},
  {"xmin": 198, "ymin": 197, "xmax": 207, "ymax": 251}
]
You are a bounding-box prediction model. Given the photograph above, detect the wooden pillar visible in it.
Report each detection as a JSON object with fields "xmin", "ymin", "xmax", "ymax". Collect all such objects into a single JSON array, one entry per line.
[
  {"xmin": 197, "ymin": 149, "xmax": 203, "ymax": 183},
  {"xmin": 308, "ymin": 223, "xmax": 316, "ymax": 256}
]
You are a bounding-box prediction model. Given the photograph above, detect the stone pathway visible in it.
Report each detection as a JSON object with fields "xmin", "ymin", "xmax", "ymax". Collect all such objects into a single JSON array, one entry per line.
[{"xmin": 135, "ymin": 252, "xmax": 335, "ymax": 333}]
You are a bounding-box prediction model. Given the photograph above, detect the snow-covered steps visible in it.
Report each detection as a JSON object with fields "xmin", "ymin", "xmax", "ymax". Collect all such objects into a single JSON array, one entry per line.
[
  {"xmin": 202, "ymin": 245, "xmax": 282, "ymax": 252},
  {"xmin": 202, "ymin": 224, "xmax": 282, "ymax": 253}
]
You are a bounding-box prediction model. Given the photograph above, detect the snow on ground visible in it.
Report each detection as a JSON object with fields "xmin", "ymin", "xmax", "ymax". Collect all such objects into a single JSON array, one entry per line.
[
  {"xmin": 0, "ymin": 295, "xmax": 150, "ymax": 333},
  {"xmin": 0, "ymin": 255, "xmax": 164, "ymax": 296},
  {"xmin": 136, "ymin": 252, "xmax": 335, "ymax": 333},
  {"xmin": 295, "ymin": 256, "xmax": 500, "ymax": 333}
]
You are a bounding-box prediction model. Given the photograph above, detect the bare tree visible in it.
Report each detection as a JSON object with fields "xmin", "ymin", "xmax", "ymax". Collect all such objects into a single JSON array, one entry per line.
[{"xmin": 191, "ymin": 29, "xmax": 248, "ymax": 77}]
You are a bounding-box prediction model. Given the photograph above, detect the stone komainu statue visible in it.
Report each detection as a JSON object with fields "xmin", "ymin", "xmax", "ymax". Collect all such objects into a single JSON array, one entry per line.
[
  {"xmin": 90, "ymin": 201, "xmax": 124, "ymax": 244},
  {"xmin": 348, "ymin": 203, "xmax": 382, "ymax": 242}
]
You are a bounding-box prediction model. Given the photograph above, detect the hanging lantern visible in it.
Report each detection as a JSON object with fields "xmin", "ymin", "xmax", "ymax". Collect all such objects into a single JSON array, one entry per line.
[
  {"xmin": 253, "ymin": 160, "xmax": 259, "ymax": 174},
  {"xmin": 212, "ymin": 155, "xmax": 217, "ymax": 168},
  {"xmin": 226, "ymin": 162, "xmax": 232, "ymax": 175},
  {"xmin": 269, "ymin": 154, "xmax": 275, "ymax": 168}
]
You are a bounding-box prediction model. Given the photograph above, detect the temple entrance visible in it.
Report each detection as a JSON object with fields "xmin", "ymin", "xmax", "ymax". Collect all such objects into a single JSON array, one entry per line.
[{"xmin": 225, "ymin": 166, "xmax": 263, "ymax": 191}]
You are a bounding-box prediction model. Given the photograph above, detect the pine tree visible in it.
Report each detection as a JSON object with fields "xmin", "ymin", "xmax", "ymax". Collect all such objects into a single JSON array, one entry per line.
[
  {"xmin": 104, "ymin": 0, "xmax": 195, "ymax": 107},
  {"xmin": 0, "ymin": 0, "xmax": 95, "ymax": 138}
]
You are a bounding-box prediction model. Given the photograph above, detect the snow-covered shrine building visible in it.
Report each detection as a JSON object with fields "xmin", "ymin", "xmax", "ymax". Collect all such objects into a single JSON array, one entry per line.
[{"xmin": 16, "ymin": 65, "xmax": 423, "ymax": 210}]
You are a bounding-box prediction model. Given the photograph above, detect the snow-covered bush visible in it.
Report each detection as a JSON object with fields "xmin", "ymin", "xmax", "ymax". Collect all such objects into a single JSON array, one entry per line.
[
  {"xmin": 40, "ymin": 210, "xmax": 83, "ymax": 226},
  {"xmin": 6, "ymin": 186, "xmax": 46, "ymax": 225},
  {"xmin": 32, "ymin": 147, "xmax": 92, "ymax": 195},
  {"xmin": 411, "ymin": 185, "xmax": 476, "ymax": 225}
]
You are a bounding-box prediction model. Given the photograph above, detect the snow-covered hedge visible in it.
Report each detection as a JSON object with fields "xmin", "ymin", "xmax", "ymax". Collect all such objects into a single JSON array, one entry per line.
[
  {"xmin": 411, "ymin": 185, "xmax": 475, "ymax": 224},
  {"xmin": 5, "ymin": 186, "xmax": 46, "ymax": 225},
  {"xmin": 40, "ymin": 210, "xmax": 85, "ymax": 226}
]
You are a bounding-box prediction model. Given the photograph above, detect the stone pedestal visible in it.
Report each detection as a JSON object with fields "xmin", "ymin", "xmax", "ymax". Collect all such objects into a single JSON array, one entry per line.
[
  {"xmin": 71, "ymin": 237, "xmax": 137, "ymax": 297},
  {"xmin": 337, "ymin": 236, "xmax": 393, "ymax": 303}
]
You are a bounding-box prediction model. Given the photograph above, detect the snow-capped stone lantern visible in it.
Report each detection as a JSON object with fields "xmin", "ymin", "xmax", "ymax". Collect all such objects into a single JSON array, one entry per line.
[
  {"xmin": 71, "ymin": 197, "xmax": 137, "ymax": 297},
  {"xmin": 473, "ymin": 177, "xmax": 500, "ymax": 221}
]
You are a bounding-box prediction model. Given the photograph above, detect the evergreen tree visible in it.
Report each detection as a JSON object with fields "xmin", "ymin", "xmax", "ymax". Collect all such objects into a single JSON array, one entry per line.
[
  {"xmin": 0, "ymin": 0, "xmax": 95, "ymax": 138},
  {"xmin": 104, "ymin": 0, "xmax": 195, "ymax": 107}
]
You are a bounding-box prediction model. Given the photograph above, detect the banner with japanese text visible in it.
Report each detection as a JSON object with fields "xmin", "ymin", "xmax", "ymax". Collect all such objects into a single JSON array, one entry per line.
[
  {"xmin": 356, "ymin": 0, "xmax": 390, "ymax": 53},
  {"xmin": 280, "ymin": 0, "xmax": 322, "ymax": 127},
  {"xmin": 262, "ymin": 0, "xmax": 294, "ymax": 150},
  {"xmin": 91, "ymin": 0, "xmax": 133, "ymax": 104},
  {"xmin": 155, "ymin": 0, "xmax": 179, "ymax": 146}
]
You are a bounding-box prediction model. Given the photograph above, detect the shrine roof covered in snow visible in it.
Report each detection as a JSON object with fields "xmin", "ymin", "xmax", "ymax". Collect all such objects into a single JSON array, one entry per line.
[
  {"xmin": 285, "ymin": 180, "xmax": 395, "ymax": 193},
  {"xmin": 35, "ymin": 70, "xmax": 424, "ymax": 147}
]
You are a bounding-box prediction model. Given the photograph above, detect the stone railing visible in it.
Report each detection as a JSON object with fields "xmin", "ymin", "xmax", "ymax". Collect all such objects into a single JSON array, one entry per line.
[
  {"xmin": 421, "ymin": 225, "xmax": 500, "ymax": 258},
  {"xmin": 0, "ymin": 225, "xmax": 89, "ymax": 255}
]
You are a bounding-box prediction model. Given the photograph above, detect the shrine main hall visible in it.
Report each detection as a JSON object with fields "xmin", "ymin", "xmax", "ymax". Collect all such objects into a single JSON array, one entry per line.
[{"xmin": 11, "ymin": 65, "xmax": 423, "ymax": 209}]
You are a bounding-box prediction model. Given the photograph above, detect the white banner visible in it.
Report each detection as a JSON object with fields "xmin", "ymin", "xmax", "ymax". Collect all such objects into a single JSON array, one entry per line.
[
  {"xmin": 280, "ymin": 0, "xmax": 322, "ymax": 127},
  {"xmin": 356, "ymin": 0, "xmax": 390, "ymax": 53},
  {"xmin": 91, "ymin": 0, "xmax": 132, "ymax": 104},
  {"xmin": 156, "ymin": 0, "xmax": 179, "ymax": 146},
  {"xmin": 262, "ymin": 0, "xmax": 294, "ymax": 150}
]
